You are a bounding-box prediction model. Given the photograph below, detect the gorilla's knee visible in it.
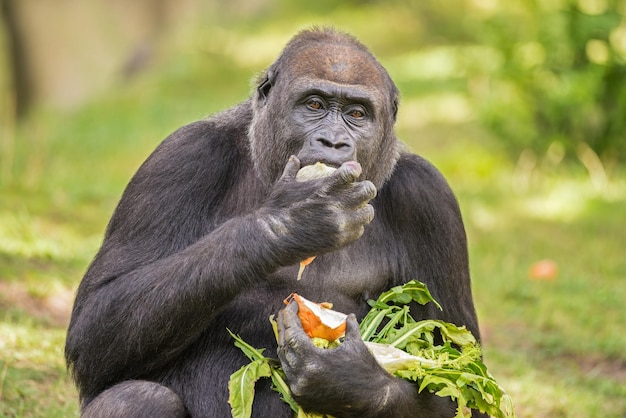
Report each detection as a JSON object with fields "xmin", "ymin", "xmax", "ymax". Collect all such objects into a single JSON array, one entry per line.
[{"xmin": 82, "ymin": 380, "xmax": 187, "ymax": 418}]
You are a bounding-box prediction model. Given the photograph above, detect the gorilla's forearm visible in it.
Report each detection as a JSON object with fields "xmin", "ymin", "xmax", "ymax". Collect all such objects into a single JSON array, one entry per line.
[
  {"xmin": 68, "ymin": 158, "xmax": 375, "ymax": 387},
  {"xmin": 300, "ymin": 374, "xmax": 456, "ymax": 418},
  {"xmin": 66, "ymin": 212, "xmax": 292, "ymax": 387},
  {"xmin": 375, "ymin": 378, "xmax": 457, "ymax": 418}
]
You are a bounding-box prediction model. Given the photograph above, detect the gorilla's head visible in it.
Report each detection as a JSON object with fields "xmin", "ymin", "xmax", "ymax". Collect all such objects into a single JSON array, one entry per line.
[{"xmin": 249, "ymin": 27, "xmax": 400, "ymax": 189}]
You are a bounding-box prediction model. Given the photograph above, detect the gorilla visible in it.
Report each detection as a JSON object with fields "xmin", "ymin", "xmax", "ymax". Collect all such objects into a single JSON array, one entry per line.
[{"xmin": 66, "ymin": 27, "xmax": 482, "ymax": 417}]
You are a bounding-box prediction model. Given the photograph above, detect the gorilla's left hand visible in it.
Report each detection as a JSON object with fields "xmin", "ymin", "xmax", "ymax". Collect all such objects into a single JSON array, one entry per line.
[{"xmin": 276, "ymin": 301, "xmax": 399, "ymax": 417}]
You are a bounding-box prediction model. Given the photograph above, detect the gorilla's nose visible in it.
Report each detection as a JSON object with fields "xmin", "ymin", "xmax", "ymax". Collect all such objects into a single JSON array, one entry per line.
[
  {"xmin": 314, "ymin": 134, "xmax": 354, "ymax": 154},
  {"xmin": 313, "ymin": 135, "xmax": 355, "ymax": 162}
]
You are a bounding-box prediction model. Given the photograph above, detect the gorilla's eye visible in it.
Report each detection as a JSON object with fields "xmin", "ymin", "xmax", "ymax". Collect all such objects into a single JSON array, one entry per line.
[
  {"xmin": 348, "ymin": 109, "xmax": 365, "ymax": 119},
  {"xmin": 346, "ymin": 107, "xmax": 366, "ymax": 120},
  {"xmin": 306, "ymin": 98, "xmax": 324, "ymax": 111}
]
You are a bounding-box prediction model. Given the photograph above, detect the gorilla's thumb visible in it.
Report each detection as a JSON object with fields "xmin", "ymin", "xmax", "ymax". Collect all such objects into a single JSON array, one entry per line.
[
  {"xmin": 280, "ymin": 155, "xmax": 301, "ymax": 180},
  {"xmin": 345, "ymin": 314, "xmax": 361, "ymax": 340}
]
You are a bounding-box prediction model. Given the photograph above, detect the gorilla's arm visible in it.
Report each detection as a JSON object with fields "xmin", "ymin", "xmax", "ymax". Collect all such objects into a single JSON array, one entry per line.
[
  {"xmin": 276, "ymin": 152, "xmax": 480, "ymax": 417},
  {"xmin": 67, "ymin": 119, "xmax": 268, "ymax": 395},
  {"xmin": 65, "ymin": 113, "xmax": 376, "ymax": 399}
]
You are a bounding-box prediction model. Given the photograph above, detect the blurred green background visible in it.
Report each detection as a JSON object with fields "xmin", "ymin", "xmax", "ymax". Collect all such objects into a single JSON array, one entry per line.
[{"xmin": 0, "ymin": 0, "xmax": 625, "ymax": 417}]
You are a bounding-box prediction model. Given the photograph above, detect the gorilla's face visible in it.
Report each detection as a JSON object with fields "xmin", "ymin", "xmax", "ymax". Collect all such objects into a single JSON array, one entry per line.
[
  {"xmin": 249, "ymin": 39, "xmax": 399, "ymax": 188},
  {"xmin": 289, "ymin": 78, "xmax": 374, "ymax": 168}
]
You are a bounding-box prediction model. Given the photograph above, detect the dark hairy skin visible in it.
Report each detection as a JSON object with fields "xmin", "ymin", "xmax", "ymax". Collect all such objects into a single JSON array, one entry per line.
[{"xmin": 65, "ymin": 27, "xmax": 482, "ymax": 417}]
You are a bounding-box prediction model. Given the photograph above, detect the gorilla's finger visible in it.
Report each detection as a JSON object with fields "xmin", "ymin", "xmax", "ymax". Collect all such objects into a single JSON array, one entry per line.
[
  {"xmin": 276, "ymin": 302, "xmax": 296, "ymax": 347},
  {"xmin": 282, "ymin": 299, "xmax": 301, "ymax": 322},
  {"xmin": 279, "ymin": 155, "xmax": 301, "ymax": 181},
  {"xmin": 349, "ymin": 180, "xmax": 377, "ymax": 208},
  {"xmin": 361, "ymin": 180, "xmax": 377, "ymax": 201},
  {"xmin": 330, "ymin": 161, "xmax": 362, "ymax": 188},
  {"xmin": 277, "ymin": 301, "xmax": 310, "ymax": 349},
  {"xmin": 342, "ymin": 205, "xmax": 375, "ymax": 240},
  {"xmin": 342, "ymin": 314, "xmax": 373, "ymax": 357},
  {"xmin": 344, "ymin": 314, "xmax": 361, "ymax": 340},
  {"xmin": 357, "ymin": 204, "xmax": 375, "ymax": 225}
]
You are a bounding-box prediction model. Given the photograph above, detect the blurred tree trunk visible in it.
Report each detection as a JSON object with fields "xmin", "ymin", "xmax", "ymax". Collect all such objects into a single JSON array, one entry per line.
[
  {"xmin": 1, "ymin": 0, "xmax": 32, "ymax": 118},
  {"xmin": 0, "ymin": 0, "xmax": 195, "ymax": 119}
]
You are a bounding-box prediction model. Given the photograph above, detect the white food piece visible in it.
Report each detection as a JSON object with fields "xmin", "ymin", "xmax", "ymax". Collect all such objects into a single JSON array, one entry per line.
[
  {"xmin": 297, "ymin": 295, "xmax": 348, "ymax": 329},
  {"xmin": 296, "ymin": 162, "xmax": 337, "ymax": 182},
  {"xmin": 364, "ymin": 341, "xmax": 438, "ymax": 373}
]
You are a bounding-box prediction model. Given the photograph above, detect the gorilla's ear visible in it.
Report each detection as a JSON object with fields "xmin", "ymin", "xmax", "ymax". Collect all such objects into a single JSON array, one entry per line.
[
  {"xmin": 391, "ymin": 96, "xmax": 399, "ymax": 122},
  {"xmin": 257, "ymin": 69, "xmax": 277, "ymax": 106}
]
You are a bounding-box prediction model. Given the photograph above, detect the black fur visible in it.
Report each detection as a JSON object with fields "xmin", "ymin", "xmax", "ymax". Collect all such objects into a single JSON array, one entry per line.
[{"xmin": 66, "ymin": 27, "xmax": 481, "ymax": 417}]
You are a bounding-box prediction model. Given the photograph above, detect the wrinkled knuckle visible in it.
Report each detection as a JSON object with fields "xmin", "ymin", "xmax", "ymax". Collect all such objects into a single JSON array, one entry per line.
[
  {"xmin": 313, "ymin": 186, "xmax": 329, "ymax": 200},
  {"xmin": 366, "ymin": 181, "xmax": 377, "ymax": 198},
  {"xmin": 290, "ymin": 378, "xmax": 309, "ymax": 397},
  {"xmin": 361, "ymin": 180, "xmax": 377, "ymax": 198},
  {"xmin": 337, "ymin": 214, "xmax": 349, "ymax": 233},
  {"xmin": 280, "ymin": 333, "xmax": 298, "ymax": 351},
  {"xmin": 284, "ymin": 351, "xmax": 299, "ymax": 368},
  {"xmin": 338, "ymin": 169, "xmax": 355, "ymax": 184},
  {"xmin": 365, "ymin": 204, "xmax": 375, "ymax": 223}
]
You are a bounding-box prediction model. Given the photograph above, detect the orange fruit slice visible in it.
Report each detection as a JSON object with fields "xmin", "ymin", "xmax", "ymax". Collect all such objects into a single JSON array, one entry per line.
[
  {"xmin": 296, "ymin": 256, "xmax": 316, "ymax": 281},
  {"xmin": 284, "ymin": 293, "xmax": 347, "ymax": 341}
]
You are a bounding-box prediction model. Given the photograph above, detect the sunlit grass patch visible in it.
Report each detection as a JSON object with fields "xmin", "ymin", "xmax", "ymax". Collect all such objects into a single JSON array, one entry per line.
[
  {"xmin": 461, "ymin": 166, "xmax": 626, "ymax": 417},
  {"xmin": 0, "ymin": 311, "xmax": 79, "ymax": 417},
  {"xmin": 486, "ymin": 346, "xmax": 626, "ymax": 418},
  {"xmin": 0, "ymin": 210, "xmax": 90, "ymax": 262}
]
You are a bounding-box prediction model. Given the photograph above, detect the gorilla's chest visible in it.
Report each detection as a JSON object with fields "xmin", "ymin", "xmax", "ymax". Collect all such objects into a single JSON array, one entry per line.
[
  {"xmin": 296, "ymin": 254, "xmax": 383, "ymax": 297},
  {"xmin": 270, "ymin": 234, "xmax": 393, "ymax": 310}
]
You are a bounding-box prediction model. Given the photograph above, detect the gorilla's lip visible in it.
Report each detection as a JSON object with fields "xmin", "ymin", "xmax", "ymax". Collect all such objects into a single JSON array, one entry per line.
[{"xmin": 299, "ymin": 159, "xmax": 342, "ymax": 170}]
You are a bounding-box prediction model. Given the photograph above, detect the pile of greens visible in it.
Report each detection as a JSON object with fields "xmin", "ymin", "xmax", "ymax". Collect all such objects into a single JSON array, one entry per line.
[{"xmin": 228, "ymin": 280, "xmax": 514, "ymax": 418}]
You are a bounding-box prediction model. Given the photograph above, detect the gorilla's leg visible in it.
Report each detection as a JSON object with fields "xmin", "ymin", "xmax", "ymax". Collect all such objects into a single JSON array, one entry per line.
[{"xmin": 82, "ymin": 380, "xmax": 187, "ymax": 418}]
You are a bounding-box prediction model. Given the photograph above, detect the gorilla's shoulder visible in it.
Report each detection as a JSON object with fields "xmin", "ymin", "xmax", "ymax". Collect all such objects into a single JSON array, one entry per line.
[
  {"xmin": 135, "ymin": 102, "xmax": 253, "ymax": 174},
  {"xmin": 124, "ymin": 101, "xmax": 255, "ymax": 198},
  {"xmin": 386, "ymin": 151, "xmax": 451, "ymax": 192},
  {"xmin": 158, "ymin": 101, "xmax": 253, "ymax": 155},
  {"xmin": 380, "ymin": 150, "xmax": 459, "ymax": 211}
]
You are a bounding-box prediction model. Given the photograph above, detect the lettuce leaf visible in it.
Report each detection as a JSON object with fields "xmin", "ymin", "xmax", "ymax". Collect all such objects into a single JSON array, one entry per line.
[{"xmin": 228, "ymin": 358, "xmax": 272, "ymax": 417}]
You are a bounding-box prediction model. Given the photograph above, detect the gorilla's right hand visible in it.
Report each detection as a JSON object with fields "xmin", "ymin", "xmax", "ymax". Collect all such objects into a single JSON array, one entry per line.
[{"xmin": 257, "ymin": 155, "xmax": 376, "ymax": 265}]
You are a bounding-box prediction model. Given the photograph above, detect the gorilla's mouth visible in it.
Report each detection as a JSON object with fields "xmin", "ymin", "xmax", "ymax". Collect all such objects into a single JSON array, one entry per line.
[
  {"xmin": 300, "ymin": 158, "xmax": 340, "ymax": 169},
  {"xmin": 296, "ymin": 162, "xmax": 337, "ymax": 182}
]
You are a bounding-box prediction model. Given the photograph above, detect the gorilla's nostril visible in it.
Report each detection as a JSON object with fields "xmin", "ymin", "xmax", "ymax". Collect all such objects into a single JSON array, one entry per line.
[
  {"xmin": 316, "ymin": 137, "xmax": 352, "ymax": 150},
  {"xmin": 317, "ymin": 137, "xmax": 334, "ymax": 148}
]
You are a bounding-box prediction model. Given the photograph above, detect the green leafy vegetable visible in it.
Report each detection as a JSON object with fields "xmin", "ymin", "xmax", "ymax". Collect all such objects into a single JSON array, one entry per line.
[
  {"xmin": 228, "ymin": 330, "xmax": 318, "ymax": 417},
  {"xmin": 228, "ymin": 280, "xmax": 515, "ymax": 418},
  {"xmin": 359, "ymin": 281, "xmax": 514, "ymax": 418},
  {"xmin": 228, "ymin": 358, "xmax": 271, "ymax": 417},
  {"xmin": 227, "ymin": 329, "xmax": 272, "ymax": 417}
]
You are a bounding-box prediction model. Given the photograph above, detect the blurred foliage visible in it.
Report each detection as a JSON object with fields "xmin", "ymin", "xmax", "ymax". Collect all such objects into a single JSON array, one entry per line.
[
  {"xmin": 2, "ymin": 0, "xmax": 625, "ymax": 166},
  {"xmin": 256, "ymin": 0, "xmax": 626, "ymax": 163},
  {"xmin": 469, "ymin": 0, "xmax": 626, "ymax": 162}
]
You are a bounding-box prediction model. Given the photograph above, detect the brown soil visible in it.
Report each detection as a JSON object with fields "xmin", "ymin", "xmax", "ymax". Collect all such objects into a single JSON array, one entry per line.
[{"xmin": 0, "ymin": 282, "xmax": 74, "ymax": 327}]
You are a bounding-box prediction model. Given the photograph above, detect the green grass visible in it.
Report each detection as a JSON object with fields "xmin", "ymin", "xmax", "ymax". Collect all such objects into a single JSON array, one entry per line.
[
  {"xmin": 464, "ymin": 179, "xmax": 626, "ymax": 417},
  {"xmin": 1, "ymin": 16, "xmax": 625, "ymax": 418}
]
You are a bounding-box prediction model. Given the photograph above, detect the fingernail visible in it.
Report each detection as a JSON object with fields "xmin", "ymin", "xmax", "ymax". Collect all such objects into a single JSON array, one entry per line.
[{"xmin": 343, "ymin": 161, "xmax": 362, "ymax": 175}]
